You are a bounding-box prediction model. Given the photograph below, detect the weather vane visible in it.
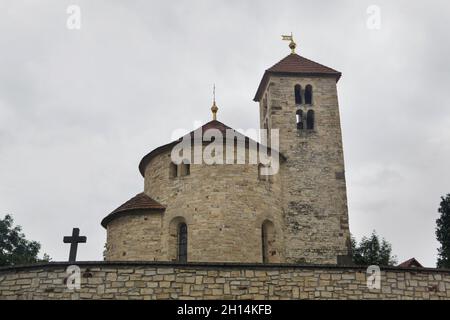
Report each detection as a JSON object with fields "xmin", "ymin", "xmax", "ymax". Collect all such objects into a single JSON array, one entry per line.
[
  {"xmin": 211, "ymin": 84, "xmax": 218, "ymax": 121},
  {"xmin": 282, "ymin": 32, "xmax": 297, "ymax": 54}
]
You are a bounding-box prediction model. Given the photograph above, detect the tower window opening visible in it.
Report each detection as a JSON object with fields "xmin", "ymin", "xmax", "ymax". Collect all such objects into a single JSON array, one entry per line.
[
  {"xmin": 294, "ymin": 84, "xmax": 302, "ymax": 105},
  {"xmin": 296, "ymin": 109, "xmax": 303, "ymax": 130},
  {"xmin": 305, "ymin": 85, "xmax": 313, "ymax": 105},
  {"xmin": 306, "ymin": 110, "xmax": 315, "ymax": 130}
]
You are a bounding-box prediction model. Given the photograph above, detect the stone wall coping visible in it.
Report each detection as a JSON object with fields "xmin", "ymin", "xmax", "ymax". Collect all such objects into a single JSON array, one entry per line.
[{"xmin": 1, "ymin": 261, "xmax": 450, "ymax": 274}]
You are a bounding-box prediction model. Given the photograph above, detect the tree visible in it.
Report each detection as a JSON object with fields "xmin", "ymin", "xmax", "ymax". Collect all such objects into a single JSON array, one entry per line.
[
  {"xmin": 351, "ymin": 231, "xmax": 397, "ymax": 266},
  {"xmin": 436, "ymin": 194, "xmax": 450, "ymax": 268},
  {"xmin": 0, "ymin": 214, "xmax": 50, "ymax": 266}
]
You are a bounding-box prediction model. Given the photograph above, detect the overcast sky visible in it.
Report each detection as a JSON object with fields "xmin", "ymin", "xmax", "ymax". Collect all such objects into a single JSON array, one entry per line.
[{"xmin": 1, "ymin": 0, "xmax": 449, "ymax": 267}]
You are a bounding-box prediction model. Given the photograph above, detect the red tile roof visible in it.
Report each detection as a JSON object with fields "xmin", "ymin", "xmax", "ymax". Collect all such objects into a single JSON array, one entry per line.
[
  {"xmin": 138, "ymin": 120, "xmax": 285, "ymax": 177},
  {"xmin": 397, "ymin": 258, "xmax": 424, "ymax": 268},
  {"xmin": 267, "ymin": 53, "xmax": 341, "ymax": 75},
  {"xmin": 254, "ymin": 53, "xmax": 342, "ymax": 102},
  {"xmin": 101, "ymin": 193, "xmax": 165, "ymax": 228}
]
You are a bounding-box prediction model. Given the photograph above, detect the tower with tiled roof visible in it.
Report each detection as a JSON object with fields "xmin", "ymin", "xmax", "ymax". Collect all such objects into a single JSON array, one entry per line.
[{"xmin": 254, "ymin": 38, "xmax": 351, "ymax": 264}]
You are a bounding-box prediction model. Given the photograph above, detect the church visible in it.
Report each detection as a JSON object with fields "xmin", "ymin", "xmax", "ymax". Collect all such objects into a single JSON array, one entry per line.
[{"xmin": 101, "ymin": 37, "xmax": 352, "ymax": 266}]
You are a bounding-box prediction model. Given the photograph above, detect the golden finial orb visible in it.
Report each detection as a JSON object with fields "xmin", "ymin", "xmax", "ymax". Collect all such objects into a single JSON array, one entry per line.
[{"xmin": 282, "ymin": 32, "xmax": 297, "ymax": 54}]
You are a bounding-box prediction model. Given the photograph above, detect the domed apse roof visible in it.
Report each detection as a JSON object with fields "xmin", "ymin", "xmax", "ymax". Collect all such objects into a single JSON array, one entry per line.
[
  {"xmin": 101, "ymin": 193, "xmax": 165, "ymax": 228},
  {"xmin": 138, "ymin": 119, "xmax": 285, "ymax": 177},
  {"xmin": 254, "ymin": 53, "xmax": 342, "ymax": 102}
]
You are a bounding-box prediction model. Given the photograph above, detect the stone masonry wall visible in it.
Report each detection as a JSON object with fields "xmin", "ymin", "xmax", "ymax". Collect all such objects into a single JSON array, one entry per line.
[
  {"xmin": 0, "ymin": 262, "xmax": 449, "ymax": 300},
  {"xmin": 260, "ymin": 75, "xmax": 351, "ymax": 264},
  {"xmin": 106, "ymin": 211, "xmax": 163, "ymax": 261},
  {"xmin": 136, "ymin": 146, "xmax": 284, "ymax": 264}
]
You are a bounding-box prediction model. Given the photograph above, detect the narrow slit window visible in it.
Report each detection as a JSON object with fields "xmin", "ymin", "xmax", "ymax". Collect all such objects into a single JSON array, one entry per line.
[
  {"xmin": 177, "ymin": 223, "xmax": 187, "ymax": 263},
  {"xmin": 294, "ymin": 85, "xmax": 302, "ymax": 105},
  {"xmin": 262, "ymin": 225, "xmax": 268, "ymax": 263},
  {"xmin": 296, "ymin": 109, "xmax": 303, "ymax": 130},
  {"xmin": 306, "ymin": 110, "xmax": 315, "ymax": 130},
  {"xmin": 262, "ymin": 220, "xmax": 275, "ymax": 263}
]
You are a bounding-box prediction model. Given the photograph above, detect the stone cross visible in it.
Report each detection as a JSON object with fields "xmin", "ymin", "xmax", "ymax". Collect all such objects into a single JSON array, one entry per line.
[{"xmin": 63, "ymin": 228, "xmax": 87, "ymax": 262}]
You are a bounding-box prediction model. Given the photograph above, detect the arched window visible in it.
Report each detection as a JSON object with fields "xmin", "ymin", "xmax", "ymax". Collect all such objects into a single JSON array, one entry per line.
[
  {"xmin": 306, "ymin": 110, "xmax": 315, "ymax": 130},
  {"xmin": 294, "ymin": 85, "xmax": 302, "ymax": 105},
  {"xmin": 169, "ymin": 217, "xmax": 187, "ymax": 262},
  {"xmin": 262, "ymin": 220, "xmax": 276, "ymax": 263},
  {"xmin": 177, "ymin": 223, "xmax": 187, "ymax": 263},
  {"xmin": 305, "ymin": 85, "xmax": 313, "ymax": 105},
  {"xmin": 296, "ymin": 109, "xmax": 303, "ymax": 130}
]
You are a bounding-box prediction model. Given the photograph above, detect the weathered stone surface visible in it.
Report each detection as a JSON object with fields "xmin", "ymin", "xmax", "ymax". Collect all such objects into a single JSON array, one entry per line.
[{"xmin": 0, "ymin": 264, "xmax": 449, "ymax": 300}]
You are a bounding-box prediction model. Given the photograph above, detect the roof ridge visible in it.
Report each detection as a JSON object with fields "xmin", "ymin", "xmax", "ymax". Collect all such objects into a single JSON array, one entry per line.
[{"xmin": 267, "ymin": 53, "xmax": 340, "ymax": 74}]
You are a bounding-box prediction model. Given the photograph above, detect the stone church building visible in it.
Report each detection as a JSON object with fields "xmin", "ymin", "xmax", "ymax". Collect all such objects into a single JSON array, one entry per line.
[{"xmin": 101, "ymin": 41, "xmax": 352, "ymax": 266}]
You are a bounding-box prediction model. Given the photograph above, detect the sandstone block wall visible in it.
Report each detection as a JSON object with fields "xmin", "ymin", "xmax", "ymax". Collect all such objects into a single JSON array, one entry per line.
[
  {"xmin": 106, "ymin": 146, "xmax": 285, "ymax": 264},
  {"xmin": 1, "ymin": 262, "xmax": 449, "ymax": 300},
  {"xmin": 106, "ymin": 211, "xmax": 163, "ymax": 261}
]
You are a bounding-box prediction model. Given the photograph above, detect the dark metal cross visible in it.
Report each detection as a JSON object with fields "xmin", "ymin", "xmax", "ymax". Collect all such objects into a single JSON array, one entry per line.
[{"xmin": 63, "ymin": 228, "xmax": 87, "ymax": 262}]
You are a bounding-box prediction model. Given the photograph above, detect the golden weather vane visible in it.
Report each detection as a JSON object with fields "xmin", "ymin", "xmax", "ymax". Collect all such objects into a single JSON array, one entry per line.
[{"xmin": 281, "ymin": 32, "xmax": 297, "ymax": 54}]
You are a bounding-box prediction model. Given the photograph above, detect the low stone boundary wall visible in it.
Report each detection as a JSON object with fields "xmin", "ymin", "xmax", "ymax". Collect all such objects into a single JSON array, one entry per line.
[{"xmin": 0, "ymin": 261, "xmax": 449, "ymax": 300}]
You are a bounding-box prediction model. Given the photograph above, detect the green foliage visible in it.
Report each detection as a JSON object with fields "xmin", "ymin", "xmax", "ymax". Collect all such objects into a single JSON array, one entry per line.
[
  {"xmin": 0, "ymin": 214, "xmax": 50, "ymax": 266},
  {"xmin": 351, "ymin": 231, "xmax": 397, "ymax": 266},
  {"xmin": 436, "ymin": 194, "xmax": 450, "ymax": 268}
]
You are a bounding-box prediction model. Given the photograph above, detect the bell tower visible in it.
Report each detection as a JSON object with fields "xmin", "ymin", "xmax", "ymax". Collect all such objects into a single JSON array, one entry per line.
[{"xmin": 254, "ymin": 37, "xmax": 352, "ymax": 264}]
